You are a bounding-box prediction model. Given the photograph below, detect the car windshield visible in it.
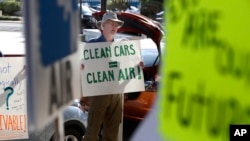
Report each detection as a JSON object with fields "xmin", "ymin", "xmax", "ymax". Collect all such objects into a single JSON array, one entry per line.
[
  {"xmin": 82, "ymin": 5, "xmax": 93, "ymax": 13},
  {"xmin": 140, "ymin": 39, "xmax": 159, "ymax": 67}
]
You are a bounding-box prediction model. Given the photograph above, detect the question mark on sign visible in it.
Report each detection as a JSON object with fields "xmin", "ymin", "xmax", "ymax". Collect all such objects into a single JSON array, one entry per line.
[{"xmin": 4, "ymin": 87, "xmax": 14, "ymax": 110}]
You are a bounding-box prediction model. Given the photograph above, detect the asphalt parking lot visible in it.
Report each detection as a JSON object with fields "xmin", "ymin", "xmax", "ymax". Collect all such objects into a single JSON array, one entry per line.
[{"xmin": 123, "ymin": 119, "xmax": 140, "ymax": 141}]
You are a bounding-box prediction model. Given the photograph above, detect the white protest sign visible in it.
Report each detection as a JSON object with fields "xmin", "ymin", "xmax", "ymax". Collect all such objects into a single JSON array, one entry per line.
[
  {"xmin": 26, "ymin": 51, "xmax": 81, "ymax": 130},
  {"xmin": 80, "ymin": 40, "xmax": 145, "ymax": 96},
  {"xmin": 25, "ymin": 0, "xmax": 81, "ymax": 130},
  {"xmin": 0, "ymin": 57, "xmax": 28, "ymax": 140}
]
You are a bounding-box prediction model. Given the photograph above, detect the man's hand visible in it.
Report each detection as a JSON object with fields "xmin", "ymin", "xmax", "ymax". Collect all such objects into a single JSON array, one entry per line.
[
  {"xmin": 81, "ymin": 64, "xmax": 85, "ymax": 70},
  {"xmin": 79, "ymin": 104, "xmax": 89, "ymax": 112},
  {"xmin": 139, "ymin": 61, "xmax": 144, "ymax": 69},
  {"xmin": 79, "ymin": 97, "xmax": 89, "ymax": 112}
]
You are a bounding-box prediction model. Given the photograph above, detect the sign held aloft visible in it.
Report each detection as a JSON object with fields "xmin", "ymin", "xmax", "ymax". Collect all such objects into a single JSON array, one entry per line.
[
  {"xmin": 80, "ymin": 40, "xmax": 145, "ymax": 96},
  {"xmin": 24, "ymin": 0, "xmax": 81, "ymax": 130}
]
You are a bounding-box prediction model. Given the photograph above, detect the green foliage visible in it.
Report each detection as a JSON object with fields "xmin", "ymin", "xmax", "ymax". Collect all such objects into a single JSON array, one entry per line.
[
  {"xmin": 107, "ymin": 0, "xmax": 131, "ymax": 11},
  {"xmin": 0, "ymin": 15, "xmax": 20, "ymax": 21},
  {"xmin": 0, "ymin": 0, "xmax": 21, "ymax": 16},
  {"xmin": 141, "ymin": 0, "xmax": 163, "ymax": 19},
  {"xmin": 140, "ymin": 0, "xmax": 150, "ymax": 5},
  {"xmin": 106, "ymin": 0, "xmax": 164, "ymax": 21}
]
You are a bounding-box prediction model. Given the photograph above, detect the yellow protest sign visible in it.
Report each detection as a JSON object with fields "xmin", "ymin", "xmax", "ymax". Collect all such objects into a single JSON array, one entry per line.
[{"xmin": 159, "ymin": 0, "xmax": 250, "ymax": 141}]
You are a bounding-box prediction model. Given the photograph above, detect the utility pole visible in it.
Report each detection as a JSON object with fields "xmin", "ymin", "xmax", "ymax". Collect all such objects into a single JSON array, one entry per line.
[
  {"xmin": 79, "ymin": 0, "xmax": 83, "ymax": 34},
  {"xmin": 101, "ymin": 0, "xmax": 107, "ymax": 11}
]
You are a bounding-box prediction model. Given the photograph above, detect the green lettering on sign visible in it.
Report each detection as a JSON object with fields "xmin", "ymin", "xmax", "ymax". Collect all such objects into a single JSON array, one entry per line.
[{"xmin": 86, "ymin": 70, "xmax": 114, "ymax": 84}]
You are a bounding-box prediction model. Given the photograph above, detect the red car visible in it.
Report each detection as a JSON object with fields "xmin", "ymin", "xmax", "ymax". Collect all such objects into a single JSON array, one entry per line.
[{"xmin": 83, "ymin": 12, "xmax": 164, "ymax": 122}]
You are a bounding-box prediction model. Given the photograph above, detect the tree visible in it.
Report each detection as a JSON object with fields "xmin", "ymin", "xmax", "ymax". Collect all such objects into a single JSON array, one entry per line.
[
  {"xmin": 0, "ymin": 0, "xmax": 21, "ymax": 16},
  {"xmin": 140, "ymin": 0, "xmax": 163, "ymax": 19},
  {"xmin": 107, "ymin": 0, "xmax": 130, "ymax": 11}
]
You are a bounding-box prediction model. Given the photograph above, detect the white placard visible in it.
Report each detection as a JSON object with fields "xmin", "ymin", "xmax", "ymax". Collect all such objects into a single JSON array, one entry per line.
[
  {"xmin": 25, "ymin": 0, "xmax": 81, "ymax": 130},
  {"xmin": 0, "ymin": 57, "xmax": 28, "ymax": 140},
  {"xmin": 80, "ymin": 40, "xmax": 145, "ymax": 96},
  {"xmin": 27, "ymin": 51, "xmax": 81, "ymax": 130}
]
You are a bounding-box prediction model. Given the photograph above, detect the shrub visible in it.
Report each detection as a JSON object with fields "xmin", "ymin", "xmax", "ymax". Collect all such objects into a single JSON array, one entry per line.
[
  {"xmin": 0, "ymin": 0, "xmax": 21, "ymax": 16},
  {"xmin": 141, "ymin": 0, "xmax": 162, "ymax": 19},
  {"xmin": 107, "ymin": 0, "xmax": 130, "ymax": 11},
  {"xmin": 0, "ymin": 15, "xmax": 20, "ymax": 21}
]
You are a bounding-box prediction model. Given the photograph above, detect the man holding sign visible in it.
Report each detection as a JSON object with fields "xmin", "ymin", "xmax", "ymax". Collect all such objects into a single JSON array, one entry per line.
[{"xmin": 82, "ymin": 12, "xmax": 144, "ymax": 141}]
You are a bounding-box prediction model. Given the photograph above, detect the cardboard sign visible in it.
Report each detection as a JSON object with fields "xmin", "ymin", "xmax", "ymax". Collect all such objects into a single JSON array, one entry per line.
[
  {"xmin": 80, "ymin": 40, "xmax": 145, "ymax": 96},
  {"xmin": 0, "ymin": 57, "xmax": 28, "ymax": 140},
  {"xmin": 26, "ymin": 51, "xmax": 81, "ymax": 130},
  {"xmin": 159, "ymin": 0, "xmax": 250, "ymax": 141},
  {"xmin": 25, "ymin": 0, "xmax": 81, "ymax": 130}
]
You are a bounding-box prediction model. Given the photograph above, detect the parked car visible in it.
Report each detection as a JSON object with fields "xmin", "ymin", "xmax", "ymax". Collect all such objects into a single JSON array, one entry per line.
[
  {"xmin": 156, "ymin": 11, "xmax": 164, "ymax": 24},
  {"xmin": 83, "ymin": 12, "xmax": 164, "ymax": 122},
  {"xmin": 123, "ymin": 39, "xmax": 162, "ymax": 121},
  {"xmin": 0, "ymin": 32, "xmax": 88, "ymax": 141},
  {"xmin": 90, "ymin": 4, "xmax": 101, "ymax": 11},
  {"xmin": 78, "ymin": 3, "xmax": 97, "ymax": 29},
  {"xmin": 125, "ymin": 6, "xmax": 140, "ymax": 14},
  {"xmin": 26, "ymin": 105, "xmax": 87, "ymax": 141}
]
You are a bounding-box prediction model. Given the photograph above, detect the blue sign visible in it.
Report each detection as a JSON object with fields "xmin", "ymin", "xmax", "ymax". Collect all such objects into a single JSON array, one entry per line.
[{"xmin": 39, "ymin": 0, "xmax": 78, "ymax": 66}]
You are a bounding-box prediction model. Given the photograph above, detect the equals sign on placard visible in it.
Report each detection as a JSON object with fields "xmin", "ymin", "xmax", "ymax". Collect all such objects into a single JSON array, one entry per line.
[
  {"xmin": 109, "ymin": 61, "xmax": 118, "ymax": 68},
  {"xmin": 230, "ymin": 124, "xmax": 250, "ymax": 141}
]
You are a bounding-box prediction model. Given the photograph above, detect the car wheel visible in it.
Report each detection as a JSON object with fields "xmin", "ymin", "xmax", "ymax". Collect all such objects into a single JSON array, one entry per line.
[
  {"xmin": 65, "ymin": 128, "xmax": 82, "ymax": 141},
  {"xmin": 91, "ymin": 25, "xmax": 96, "ymax": 29}
]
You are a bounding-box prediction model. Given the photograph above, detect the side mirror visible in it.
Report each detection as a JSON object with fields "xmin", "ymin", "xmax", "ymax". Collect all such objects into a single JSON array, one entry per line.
[{"xmin": 145, "ymin": 81, "xmax": 155, "ymax": 91}]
